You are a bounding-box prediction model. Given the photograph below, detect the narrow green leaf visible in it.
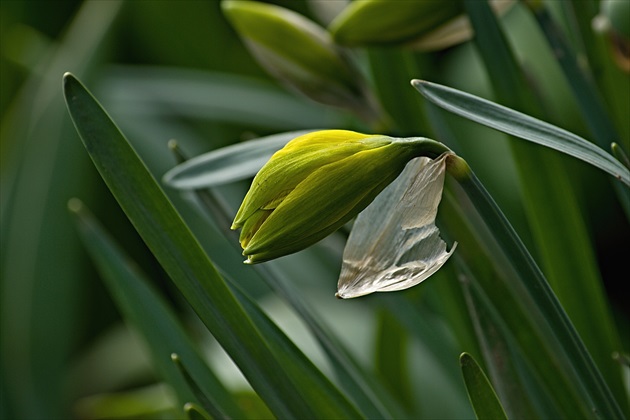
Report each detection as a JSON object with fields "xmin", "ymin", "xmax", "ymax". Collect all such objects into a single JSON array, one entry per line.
[
  {"xmin": 163, "ymin": 130, "xmax": 313, "ymax": 189},
  {"xmin": 460, "ymin": 353, "xmax": 508, "ymax": 420},
  {"xmin": 463, "ymin": 0, "xmax": 626, "ymax": 410},
  {"xmin": 457, "ymin": 170, "xmax": 624, "ymax": 419},
  {"xmin": 558, "ymin": 1, "xmax": 630, "ymax": 147},
  {"xmin": 250, "ymin": 264, "xmax": 405, "ymax": 419},
  {"xmin": 366, "ymin": 48, "xmax": 429, "ymax": 136},
  {"xmin": 170, "ymin": 354, "xmax": 228, "ymax": 419},
  {"xmin": 228, "ymin": 282, "xmax": 377, "ymax": 419},
  {"xmin": 382, "ymin": 276, "xmax": 474, "ymax": 381},
  {"xmin": 526, "ymin": 3, "xmax": 619, "ymax": 149},
  {"xmin": 468, "ymin": 279, "xmax": 560, "ymax": 418},
  {"xmin": 528, "ymin": 2, "xmax": 630, "ymax": 222},
  {"xmin": 411, "ymin": 79, "xmax": 630, "ymax": 186},
  {"xmin": 178, "ymin": 160, "xmax": 405, "ymax": 419},
  {"xmin": 69, "ymin": 200, "xmax": 242, "ymax": 419},
  {"xmin": 63, "ymin": 73, "xmax": 361, "ymax": 419},
  {"xmin": 441, "ymin": 190, "xmax": 565, "ymax": 419}
]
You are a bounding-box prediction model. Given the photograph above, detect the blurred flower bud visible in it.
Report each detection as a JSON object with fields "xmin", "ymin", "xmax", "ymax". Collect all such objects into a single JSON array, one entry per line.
[
  {"xmin": 329, "ymin": 0, "xmax": 514, "ymax": 51},
  {"xmin": 222, "ymin": 0, "xmax": 381, "ymax": 122},
  {"xmin": 329, "ymin": 0, "xmax": 463, "ymax": 47},
  {"xmin": 231, "ymin": 130, "xmax": 450, "ymax": 263}
]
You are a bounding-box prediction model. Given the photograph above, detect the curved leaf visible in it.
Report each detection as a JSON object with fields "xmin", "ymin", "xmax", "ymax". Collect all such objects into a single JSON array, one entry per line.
[
  {"xmin": 463, "ymin": 0, "xmax": 626, "ymax": 409},
  {"xmin": 163, "ymin": 130, "xmax": 313, "ymax": 189},
  {"xmin": 70, "ymin": 200, "xmax": 242, "ymax": 419},
  {"xmin": 63, "ymin": 72, "xmax": 361, "ymax": 419},
  {"xmin": 411, "ymin": 79, "xmax": 630, "ymax": 186}
]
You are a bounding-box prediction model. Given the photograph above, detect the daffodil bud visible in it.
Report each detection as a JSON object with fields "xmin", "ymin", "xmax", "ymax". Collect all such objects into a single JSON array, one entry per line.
[
  {"xmin": 222, "ymin": 0, "xmax": 380, "ymax": 122},
  {"xmin": 329, "ymin": 0, "xmax": 464, "ymax": 47},
  {"xmin": 328, "ymin": 0, "xmax": 515, "ymax": 51},
  {"xmin": 231, "ymin": 130, "xmax": 450, "ymax": 263}
]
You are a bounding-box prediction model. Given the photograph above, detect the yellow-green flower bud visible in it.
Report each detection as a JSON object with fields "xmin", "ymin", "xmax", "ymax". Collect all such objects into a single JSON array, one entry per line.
[
  {"xmin": 222, "ymin": 0, "xmax": 380, "ymax": 122},
  {"xmin": 232, "ymin": 130, "xmax": 450, "ymax": 263}
]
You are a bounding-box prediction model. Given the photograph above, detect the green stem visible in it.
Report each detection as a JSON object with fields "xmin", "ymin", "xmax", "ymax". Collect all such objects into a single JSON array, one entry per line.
[
  {"xmin": 458, "ymin": 167, "xmax": 623, "ymax": 420},
  {"xmin": 366, "ymin": 48, "xmax": 431, "ymax": 136}
]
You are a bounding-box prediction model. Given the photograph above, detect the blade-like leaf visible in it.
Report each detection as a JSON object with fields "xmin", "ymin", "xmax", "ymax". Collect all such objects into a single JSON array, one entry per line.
[
  {"xmin": 460, "ymin": 353, "xmax": 508, "ymax": 420},
  {"xmin": 245, "ymin": 262, "xmax": 405, "ymax": 419},
  {"xmin": 440, "ymin": 190, "xmax": 569, "ymax": 419},
  {"xmin": 163, "ymin": 130, "xmax": 313, "ymax": 189},
  {"xmin": 173, "ymin": 185, "xmax": 385, "ymax": 420},
  {"xmin": 165, "ymin": 143, "xmax": 404, "ymax": 419},
  {"xmin": 456, "ymin": 170, "xmax": 624, "ymax": 419},
  {"xmin": 462, "ymin": 0, "xmax": 626, "ymax": 409},
  {"xmin": 183, "ymin": 183, "xmax": 405, "ymax": 419},
  {"xmin": 527, "ymin": 3, "xmax": 619, "ymax": 149},
  {"xmin": 411, "ymin": 79, "xmax": 630, "ymax": 186},
  {"xmin": 63, "ymin": 72, "xmax": 361, "ymax": 419},
  {"xmin": 69, "ymin": 200, "xmax": 242, "ymax": 419}
]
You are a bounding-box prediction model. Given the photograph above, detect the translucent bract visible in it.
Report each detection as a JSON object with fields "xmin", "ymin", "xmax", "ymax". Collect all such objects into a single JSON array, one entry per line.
[{"xmin": 336, "ymin": 153, "xmax": 456, "ymax": 298}]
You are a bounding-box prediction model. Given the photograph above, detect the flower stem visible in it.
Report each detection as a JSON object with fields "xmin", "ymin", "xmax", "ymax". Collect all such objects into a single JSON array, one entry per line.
[{"xmin": 457, "ymin": 169, "xmax": 623, "ymax": 420}]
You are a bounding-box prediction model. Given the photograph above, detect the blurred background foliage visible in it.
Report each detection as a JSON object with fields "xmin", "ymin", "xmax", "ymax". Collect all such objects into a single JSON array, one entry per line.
[{"xmin": 1, "ymin": 0, "xmax": 629, "ymax": 418}]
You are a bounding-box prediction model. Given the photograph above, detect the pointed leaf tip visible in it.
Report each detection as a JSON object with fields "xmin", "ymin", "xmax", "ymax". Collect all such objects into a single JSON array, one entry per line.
[
  {"xmin": 460, "ymin": 352, "xmax": 508, "ymax": 420},
  {"xmin": 63, "ymin": 72, "xmax": 78, "ymax": 91}
]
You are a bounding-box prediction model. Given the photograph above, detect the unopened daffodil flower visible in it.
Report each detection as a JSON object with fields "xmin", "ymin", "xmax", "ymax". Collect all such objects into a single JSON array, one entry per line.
[{"xmin": 231, "ymin": 130, "xmax": 452, "ymax": 265}]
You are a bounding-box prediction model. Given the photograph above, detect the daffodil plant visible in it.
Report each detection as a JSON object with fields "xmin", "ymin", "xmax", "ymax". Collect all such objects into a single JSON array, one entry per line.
[
  {"xmin": 20, "ymin": 0, "xmax": 624, "ymax": 418},
  {"xmin": 230, "ymin": 129, "xmax": 467, "ymax": 298}
]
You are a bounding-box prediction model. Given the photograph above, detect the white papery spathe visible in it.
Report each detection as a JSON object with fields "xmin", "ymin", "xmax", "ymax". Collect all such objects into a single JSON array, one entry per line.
[{"xmin": 336, "ymin": 153, "xmax": 456, "ymax": 299}]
